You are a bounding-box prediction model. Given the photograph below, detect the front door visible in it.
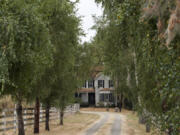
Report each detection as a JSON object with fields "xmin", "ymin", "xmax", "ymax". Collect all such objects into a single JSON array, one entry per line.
[{"xmin": 88, "ymin": 93, "xmax": 95, "ymax": 106}]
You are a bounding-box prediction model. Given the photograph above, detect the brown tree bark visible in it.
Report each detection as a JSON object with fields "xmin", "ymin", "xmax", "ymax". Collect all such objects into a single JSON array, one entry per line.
[
  {"xmin": 146, "ymin": 123, "xmax": 151, "ymax": 132},
  {"xmin": 45, "ymin": 103, "xmax": 50, "ymax": 131},
  {"xmin": 16, "ymin": 101, "xmax": 25, "ymax": 135},
  {"xmin": 60, "ymin": 110, "xmax": 64, "ymax": 125},
  {"xmin": 34, "ymin": 97, "xmax": 40, "ymax": 134},
  {"xmin": 139, "ymin": 115, "xmax": 146, "ymax": 124}
]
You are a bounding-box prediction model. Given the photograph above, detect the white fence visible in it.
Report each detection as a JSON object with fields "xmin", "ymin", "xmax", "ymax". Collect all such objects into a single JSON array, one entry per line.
[{"xmin": 0, "ymin": 104, "xmax": 80, "ymax": 133}]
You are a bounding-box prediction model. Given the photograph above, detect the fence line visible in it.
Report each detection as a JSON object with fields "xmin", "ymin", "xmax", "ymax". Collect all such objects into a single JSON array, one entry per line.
[{"xmin": 0, "ymin": 104, "xmax": 80, "ymax": 133}]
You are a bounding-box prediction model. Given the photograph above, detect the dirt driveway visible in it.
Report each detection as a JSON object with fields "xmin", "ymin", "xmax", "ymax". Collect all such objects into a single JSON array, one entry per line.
[
  {"xmin": 80, "ymin": 111, "xmax": 121, "ymax": 135},
  {"xmin": 80, "ymin": 108, "xmax": 153, "ymax": 135}
]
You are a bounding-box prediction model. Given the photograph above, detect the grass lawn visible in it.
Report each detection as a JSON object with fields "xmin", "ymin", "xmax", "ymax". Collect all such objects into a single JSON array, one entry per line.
[
  {"xmin": 4, "ymin": 112, "xmax": 100, "ymax": 135},
  {"xmin": 120, "ymin": 109, "xmax": 152, "ymax": 135},
  {"xmin": 35, "ymin": 112, "xmax": 99, "ymax": 135}
]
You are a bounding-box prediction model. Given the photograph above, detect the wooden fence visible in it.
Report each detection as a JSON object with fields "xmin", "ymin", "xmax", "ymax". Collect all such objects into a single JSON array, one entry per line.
[{"xmin": 0, "ymin": 104, "xmax": 80, "ymax": 134}]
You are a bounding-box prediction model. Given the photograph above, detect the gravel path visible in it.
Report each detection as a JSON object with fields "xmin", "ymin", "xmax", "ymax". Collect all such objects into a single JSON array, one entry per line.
[
  {"xmin": 81, "ymin": 111, "xmax": 121, "ymax": 135},
  {"xmin": 111, "ymin": 114, "xmax": 121, "ymax": 135},
  {"xmin": 83, "ymin": 112, "xmax": 109, "ymax": 135}
]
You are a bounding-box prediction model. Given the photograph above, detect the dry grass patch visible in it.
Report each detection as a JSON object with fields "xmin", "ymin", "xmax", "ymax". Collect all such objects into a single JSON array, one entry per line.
[
  {"xmin": 121, "ymin": 110, "xmax": 157, "ymax": 135},
  {"xmin": 1, "ymin": 112, "xmax": 99, "ymax": 135},
  {"xmin": 80, "ymin": 107, "xmax": 115, "ymax": 112},
  {"xmin": 31, "ymin": 112, "xmax": 99, "ymax": 135}
]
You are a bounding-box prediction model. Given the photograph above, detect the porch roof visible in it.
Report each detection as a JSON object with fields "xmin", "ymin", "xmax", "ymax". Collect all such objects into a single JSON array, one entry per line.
[
  {"xmin": 100, "ymin": 88, "xmax": 114, "ymax": 91},
  {"xmin": 79, "ymin": 88, "xmax": 95, "ymax": 93}
]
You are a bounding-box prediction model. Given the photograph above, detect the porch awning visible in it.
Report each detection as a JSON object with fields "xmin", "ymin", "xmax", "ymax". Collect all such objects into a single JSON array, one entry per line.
[
  {"xmin": 79, "ymin": 88, "xmax": 95, "ymax": 93},
  {"xmin": 100, "ymin": 88, "xmax": 114, "ymax": 91}
]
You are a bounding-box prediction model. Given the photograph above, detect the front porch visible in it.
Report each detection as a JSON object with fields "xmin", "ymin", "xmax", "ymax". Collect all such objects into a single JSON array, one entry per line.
[
  {"xmin": 76, "ymin": 88, "xmax": 96, "ymax": 106},
  {"xmin": 79, "ymin": 92, "xmax": 95, "ymax": 106}
]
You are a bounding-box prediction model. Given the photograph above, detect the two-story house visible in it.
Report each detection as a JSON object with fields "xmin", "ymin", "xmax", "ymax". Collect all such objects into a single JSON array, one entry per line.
[{"xmin": 77, "ymin": 67, "xmax": 115, "ymax": 106}]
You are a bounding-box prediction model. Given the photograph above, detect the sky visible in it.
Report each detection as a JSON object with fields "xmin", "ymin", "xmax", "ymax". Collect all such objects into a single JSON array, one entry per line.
[{"xmin": 76, "ymin": 0, "xmax": 103, "ymax": 43}]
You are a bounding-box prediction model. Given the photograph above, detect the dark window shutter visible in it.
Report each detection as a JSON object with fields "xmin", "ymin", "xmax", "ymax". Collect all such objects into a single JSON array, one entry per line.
[{"xmin": 103, "ymin": 80, "xmax": 104, "ymax": 88}]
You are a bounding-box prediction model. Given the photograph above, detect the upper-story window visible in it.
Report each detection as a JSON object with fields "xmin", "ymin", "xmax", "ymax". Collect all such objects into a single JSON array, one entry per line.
[
  {"xmin": 98, "ymin": 80, "xmax": 104, "ymax": 88},
  {"xmin": 83, "ymin": 81, "xmax": 86, "ymax": 88},
  {"xmin": 109, "ymin": 80, "xmax": 113, "ymax": 88},
  {"xmin": 88, "ymin": 80, "xmax": 94, "ymax": 88}
]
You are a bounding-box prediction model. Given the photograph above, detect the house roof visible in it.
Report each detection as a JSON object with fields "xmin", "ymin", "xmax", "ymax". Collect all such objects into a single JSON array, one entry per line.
[
  {"xmin": 93, "ymin": 66, "xmax": 104, "ymax": 72},
  {"xmin": 91, "ymin": 66, "xmax": 104, "ymax": 78},
  {"xmin": 100, "ymin": 88, "xmax": 114, "ymax": 91},
  {"xmin": 79, "ymin": 88, "xmax": 95, "ymax": 93}
]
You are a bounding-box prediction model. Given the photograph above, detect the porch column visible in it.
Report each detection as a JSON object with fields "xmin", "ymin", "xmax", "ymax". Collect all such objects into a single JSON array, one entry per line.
[{"xmin": 86, "ymin": 81, "xmax": 88, "ymax": 88}]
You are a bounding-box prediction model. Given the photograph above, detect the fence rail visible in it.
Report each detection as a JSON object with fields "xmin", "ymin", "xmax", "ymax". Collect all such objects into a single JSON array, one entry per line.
[{"xmin": 0, "ymin": 104, "xmax": 80, "ymax": 133}]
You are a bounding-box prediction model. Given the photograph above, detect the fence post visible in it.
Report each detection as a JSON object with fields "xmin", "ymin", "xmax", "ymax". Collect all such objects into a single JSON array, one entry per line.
[
  {"xmin": 58, "ymin": 109, "xmax": 60, "ymax": 120},
  {"xmin": 55, "ymin": 108, "xmax": 58, "ymax": 119},
  {"xmin": 71, "ymin": 105, "xmax": 73, "ymax": 114},
  {"xmin": 76, "ymin": 104, "xmax": 78, "ymax": 112},
  {"xmin": 75, "ymin": 104, "xmax": 77, "ymax": 111},
  {"xmin": 24, "ymin": 110, "xmax": 27, "ymax": 129},
  {"xmin": 77, "ymin": 104, "xmax": 80, "ymax": 112},
  {"xmin": 40, "ymin": 104, "xmax": 42, "ymax": 122},
  {"xmin": 73, "ymin": 105, "xmax": 75, "ymax": 112},
  {"xmin": 73, "ymin": 104, "xmax": 75, "ymax": 112},
  {"xmin": 2, "ymin": 111, "xmax": 6, "ymax": 134},
  {"xmin": 14, "ymin": 108, "xmax": 17, "ymax": 134},
  {"xmin": 32, "ymin": 109, "xmax": 34, "ymax": 124}
]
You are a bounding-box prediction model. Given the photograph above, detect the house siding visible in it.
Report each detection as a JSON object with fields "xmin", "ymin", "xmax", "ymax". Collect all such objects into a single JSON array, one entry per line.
[
  {"xmin": 95, "ymin": 74, "xmax": 112, "ymax": 106},
  {"xmin": 79, "ymin": 73, "xmax": 115, "ymax": 106}
]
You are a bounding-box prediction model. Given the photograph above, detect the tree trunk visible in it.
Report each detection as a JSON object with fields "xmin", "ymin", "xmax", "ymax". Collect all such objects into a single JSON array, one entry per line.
[
  {"xmin": 16, "ymin": 101, "xmax": 25, "ymax": 135},
  {"xmin": 139, "ymin": 115, "xmax": 146, "ymax": 124},
  {"xmin": 133, "ymin": 51, "xmax": 138, "ymax": 87},
  {"xmin": 45, "ymin": 103, "xmax": 50, "ymax": 131},
  {"xmin": 34, "ymin": 97, "xmax": 40, "ymax": 134},
  {"xmin": 120, "ymin": 94, "xmax": 123, "ymax": 112},
  {"xmin": 60, "ymin": 110, "xmax": 64, "ymax": 125},
  {"xmin": 168, "ymin": 126, "xmax": 173, "ymax": 135},
  {"xmin": 146, "ymin": 123, "xmax": 151, "ymax": 132}
]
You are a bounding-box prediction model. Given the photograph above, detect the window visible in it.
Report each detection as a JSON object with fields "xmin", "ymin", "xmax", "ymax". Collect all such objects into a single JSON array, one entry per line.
[
  {"xmin": 75, "ymin": 93, "xmax": 81, "ymax": 98},
  {"xmin": 83, "ymin": 81, "xmax": 86, "ymax": 88},
  {"xmin": 100, "ymin": 93, "xmax": 114, "ymax": 102},
  {"xmin": 109, "ymin": 80, "xmax": 113, "ymax": 88},
  {"xmin": 88, "ymin": 80, "xmax": 94, "ymax": 88},
  {"xmin": 109, "ymin": 93, "xmax": 114, "ymax": 102},
  {"xmin": 100, "ymin": 94, "xmax": 104, "ymax": 102},
  {"xmin": 104, "ymin": 94, "xmax": 109, "ymax": 101},
  {"xmin": 98, "ymin": 80, "xmax": 104, "ymax": 88},
  {"xmin": 75, "ymin": 93, "xmax": 78, "ymax": 98}
]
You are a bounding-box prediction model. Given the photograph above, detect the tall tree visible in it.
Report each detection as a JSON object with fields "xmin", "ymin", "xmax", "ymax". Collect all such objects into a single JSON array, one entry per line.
[
  {"xmin": 0, "ymin": 0, "xmax": 53, "ymax": 134},
  {"xmin": 94, "ymin": 0, "xmax": 180, "ymax": 134},
  {"xmin": 39, "ymin": 0, "xmax": 81, "ymax": 127}
]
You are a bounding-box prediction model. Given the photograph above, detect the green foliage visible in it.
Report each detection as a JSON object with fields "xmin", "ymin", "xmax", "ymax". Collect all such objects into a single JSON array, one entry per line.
[
  {"xmin": 0, "ymin": 0, "xmax": 91, "ymax": 134},
  {"xmin": 37, "ymin": 0, "xmax": 83, "ymax": 111},
  {"xmin": 0, "ymin": 0, "xmax": 84, "ymax": 114},
  {"xmin": 0, "ymin": 0, "xmax": 53, "ymax": 102},
  {"xmin": 94, "ymin": 0, "xmax": 180, "ymax": 134}
]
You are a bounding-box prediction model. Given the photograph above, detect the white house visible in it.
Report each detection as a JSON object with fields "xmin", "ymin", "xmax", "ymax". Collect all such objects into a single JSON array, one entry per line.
[{"xmin": 77, "ymin": 67, "xmax": 115, "ymax": 106}]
